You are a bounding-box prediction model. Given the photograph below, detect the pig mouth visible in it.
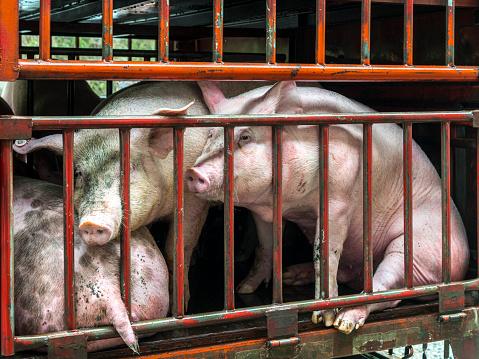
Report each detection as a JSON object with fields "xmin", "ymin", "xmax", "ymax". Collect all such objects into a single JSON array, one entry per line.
[{"xmin": 193, "ymin": 185, "xmax": 224, "ymax": 199}]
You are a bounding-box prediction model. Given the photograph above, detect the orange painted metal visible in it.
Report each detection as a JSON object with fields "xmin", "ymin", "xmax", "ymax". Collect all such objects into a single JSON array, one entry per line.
[
  {"xmin": 319, "ymin": 126, "xmax": 329, "ymax": 300},
  {"xmin": 272, "ymin": 126, "xmax": 283, "ymax": 305},
  {"xmin": 404, "ymin": 0, "xmax": 413, "ymax": 65},
  {"xmin": 316, "ymin": 0, "xmax": 326, "ymax": 65},
  {"xmin": 403, "ymin": 124, "xmax": 414, "ymax": 288},
  {"xmin": 442, "ymin": 122, "xmax": 452, "ymax": 283},
  {"xmin": 213, "ymin": 0, "xmax": 223, "ymax": 63},
  {"xmin": 363, "ymin": 124, "xmax": 373, "ymax": 293},
  {"xmin": 361, "ymin": 0, "xmax": 371, "ymax": 65},
  {"xmin": 0, "ymin": 0, "xmax": 19, "ymax": 81},
  {"xmin": 102, "ymin": 0, "xmax": 113, "ymax": 61},
  {"xmin": 266, "ymin": 0, "xmax": 276, "ymax": 64},
  {"xmin": 16, "ymin": 60, "xmax": 479, "ymax": 81},
  {"xmin": 158, "ymin": 0, "xmax": 169, "ymax": 62},
  {"xmin": 446, "ymin": 0, "xmax": 455, "ymax": 66},
  {"xmin": 39, "ymin": 0, "xmax": 51, "ymax": 60},
  {"xmin": 224, "ymin": 127, "xmax": 234, "ymax": 311}
]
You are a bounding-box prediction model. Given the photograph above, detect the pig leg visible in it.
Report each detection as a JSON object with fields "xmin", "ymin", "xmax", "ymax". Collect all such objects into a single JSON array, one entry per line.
[
  {"xmin": 333, "ymin": 236, "xmax": 406, "ymax": 334},
  {"xmin": 165, "ymin": 193, "xmax": 210, "ymax": 311},
  {"xmin": 282, "ymin": 262, "xmax": 315, "ymax": 286},
  {"xmin": 236, "ymin": 214, "xmax": 288, "ymax": 293}
]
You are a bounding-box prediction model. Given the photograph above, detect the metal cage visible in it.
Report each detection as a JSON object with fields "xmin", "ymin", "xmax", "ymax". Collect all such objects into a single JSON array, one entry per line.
[{"xmin": 1, "ymin": 0, "xmax": 479, "ymax": 358}]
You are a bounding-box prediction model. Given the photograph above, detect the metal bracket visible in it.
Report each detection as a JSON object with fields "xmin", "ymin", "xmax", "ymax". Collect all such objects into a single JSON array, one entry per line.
[
  {"xmin": 0, "ymin": 116, "xmax": 32, "ymax": 140},
  {"xmin": 265, "ymin": 307, "xmax": 300, "ymax": 358},
  {"xmin": 47, "ymin": 332, "xmax": 87, "ymax": 359},
  {"xmin": 438, "ymin": 283, "xmax": 465, "ymax": 324},
  {"xmin": 473, "ymin": 110, "xmax": 479, "ymax": 128}
]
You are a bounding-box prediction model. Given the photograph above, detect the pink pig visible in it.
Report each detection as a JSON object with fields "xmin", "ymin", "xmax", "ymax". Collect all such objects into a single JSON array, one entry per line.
[{"xmin": 186, "ymin": 81, "xmax": 469, "ymax": 334}]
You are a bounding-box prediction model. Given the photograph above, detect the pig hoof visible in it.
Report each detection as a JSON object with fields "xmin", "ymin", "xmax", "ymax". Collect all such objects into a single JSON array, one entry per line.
[
  {"xmin": 127, "ymin": 338, "xmax": 140, "ymax": 354},
  {"xmin": 312, "ymin": 311, "xmax": 322, "ymax": 324},
  {"xmin": 14, "ymin": 140, "xmax": 28, "ymax": 147},
  {"xmin": 237, "ymin": 283, "xmax": 256, "ymax": 294},
  {"xmin": 334, "ymin": 319, "xmax": 354, "ymax": 334}
]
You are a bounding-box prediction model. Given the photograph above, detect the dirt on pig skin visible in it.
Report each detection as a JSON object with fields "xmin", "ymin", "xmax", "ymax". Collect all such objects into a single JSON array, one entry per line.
[{"xmin": 13, "ymin": 176, "xmax": 169, "ymax": 352}]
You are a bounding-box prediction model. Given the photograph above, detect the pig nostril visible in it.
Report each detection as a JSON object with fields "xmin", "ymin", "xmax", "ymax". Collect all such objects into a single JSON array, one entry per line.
[
  {"xmin": 97, "ymin": 230, "xmax": 104, "ymax": 234},
  {"xmin": 199, "ymin": 178, "xmax": 204, "ymax": 184}
]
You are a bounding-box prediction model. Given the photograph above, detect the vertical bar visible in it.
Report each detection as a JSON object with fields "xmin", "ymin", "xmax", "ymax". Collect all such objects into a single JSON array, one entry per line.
[
  {"xmin": 403, "ymin": 0, "xmax": 413, "ymax": 65},
  {"xmin": 66, "ymin": 80, "xmax": 74, "ymax": 116},
  {"xmin": 213, "ymin": 0, "xmax": 224, "ymax": 63},
  {"xmin": 0, "ymin": 141, "xmax": 14, "ymax": 356},
  {"xmin": 224, "ymin": 127, "xmax": 234, "ymax": 310},
  {"xmin": 266, "ymin": 0, "xmax": 276, "ymax": 64},
  {"xmin": 272, "ymin": 126, "xmax": 283, "ymax": 304},
  {"xmin": 106, "ymin": 81, "xmax": 113, "ymax": 97},
  {"xmin": 102, "ymin": 0, "xmax": 113, "ymax": 61},
  {"xmin": 63, "ymin": 130, "xmax": 75, "ymax": 330},
  {"xmin": 173, "ymin": 128, "xmax": 185, "ymax": 317},
  {"xmin": 446, "ymin": 0, "xmax": 455, "ymax": 66},
  {"xmin": 158, "ymin": 0, "xmax": 169, "ymax": 62},
  {"xmin": 361, "ymin": 0, "xmax": 371, "ymax": 65},
  {"xmin": 477, "ymin": 128, "xmax": 479, "ymax": 277},
  {"xmin": 315, "ymin": 0, "xmax": 326, "ymax": 65},
  {"xmin": 363, "ymin": 124, "xmax": 373, "ymax": 293},
  {"xmin": 39, "ymin": 0, "xmax": 51, "ymax": 60},
  {"xmin": 403, "ymin": 124, "xmax": 413, "ymax": 288},
  {"xmin": 318, "ymin": 126, "xmax": 329, "ymax": 300},
  {"xmin": 119, "ymin": 129, "xmax": 131, "ymax": 316},
  {"xmin": 442, "ymin": 122, "xmax": 451, "ymax": 284},
  {"xmin": 0, "ymin": 0, "xmax": 19, "ymax": 80}
]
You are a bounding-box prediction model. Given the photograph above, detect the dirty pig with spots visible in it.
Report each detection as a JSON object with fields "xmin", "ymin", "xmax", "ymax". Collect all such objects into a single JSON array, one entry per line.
[
  {"xmin": 186, "ymin": 81, "xmax": 469, "ymax": 334},
  {"xmin": 13, "ymin": 177, "xmax": 169, "ymax": 352}
]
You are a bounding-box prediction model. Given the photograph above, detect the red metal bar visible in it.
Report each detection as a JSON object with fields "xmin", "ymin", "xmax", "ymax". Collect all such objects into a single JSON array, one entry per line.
[
  {"xmin": 446, "ymin": 0, "xmax": 455, "ymax": 66},
  {"xmin": 477, "ymin": 128, "xmax": 479, "ymax": 277},
  {"xmin": 404, "ymin": 0, "xmax": 413, "ymax": 65},
  {"xmin": 213, "ymin": 0, "xmax": 223, "ymax": 63},
  {"xmin": 173, "ymin": 128, "xmax": 185, "ymax": 317},
  {"xmin": 442, "ymin": 122, "xmax": 451, "ymax": 284},
  {"xmin": 316, "ymin": 0, "xmax": 326, "ymax": 65},
  {"xmin": 17, "ymin": 60, "xmax": 479, "ymax": 81},
  {"xmin": 224, "ymin": 127, "xmax": 235, "ymax": 310},
  {"xmin": 21, "ymin": 111, "xmax": 474, "ymax": 131},
  {"xmin": 102, "ymin": 0, "xmax": 113, "ymax": 61},
  {"xmin": 63, "ymin": 130, "xmax": 75, "ymax": 330},
  {"xmin": 15, "ymin": 279, "xmax": 479, "ymax": 351},
  {"xmin": 272, "ymin": 126, "xmax": 283, "ymax": 305},
  {"xmin": 363, "ymin": 124, "xmax": 373, "ymax": 293},
  {"xmin": 319, "ymin": 126, "xmax": 329, "ymax": 299},
  {"xmin": 0, "ymin": 0, "xmax": 19, "ymax": 81},
  {"xmin": 266, "ymin": 0, "xmax": 276, "ymax": 64},
  {"xmin": 403, "ymin": 124, "xmax": 413, "ymax": 288},
  {"xmin": 39, "ymin": 0, "xmax": 51, "ymax": 60},
  {"xmin": 119, "ymin": 129, "xmax": 132, "ymax": 316},
  {"xmin": 158, "ymin": 0, "xmax": 169, "ymax": 62},
  {"xmin": 361, "ymin": 0, "xmax": 371, "ymax": 65},
  {"xmin": 0, "ymin": 141, "xmax": 14, "ymax": 356}
]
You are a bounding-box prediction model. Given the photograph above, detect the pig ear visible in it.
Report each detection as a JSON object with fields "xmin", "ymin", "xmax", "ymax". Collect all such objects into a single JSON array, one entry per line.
[
  {"xmin": 150, "ymin": 101, "xmax": 194, "ymax": 116},
  {"xmin": 257, "ymin": 81, "xmax": 303, "ymax": 115},
  {"xmin": 197, "ymin": 81, "xmax": 226, "ymax": 114},
  {"xmin": 142, "ymin": 102, "xmax": 193, "ymax": 159},
  {"xmin": 13, "ymin": 134, "xmax": 64, "ymax": 155}
]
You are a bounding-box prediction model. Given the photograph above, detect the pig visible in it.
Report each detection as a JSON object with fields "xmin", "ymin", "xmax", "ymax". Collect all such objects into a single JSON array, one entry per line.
[
  {"xmin": 186, "ymin": 81, "xmax": 469, "ymax": 334},
  {"xmin": 2, "ymin": 80, "xmax": 101, "ymax": 116},
  {"xmin": 12, "ymin": 81, "xmax": 285, "ymax": 309},
  {"xmin": 13, "ymin": 176, "xmax": 169, "ymax": 352}
]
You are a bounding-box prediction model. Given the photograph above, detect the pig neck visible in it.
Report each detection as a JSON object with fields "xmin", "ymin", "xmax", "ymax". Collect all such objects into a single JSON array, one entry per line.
[{"xmin": 241, "ymin": 127, "xmax": 320, "ymax": 226}]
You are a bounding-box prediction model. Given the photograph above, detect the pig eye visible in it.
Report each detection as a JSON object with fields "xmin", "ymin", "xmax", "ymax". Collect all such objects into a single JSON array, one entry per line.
[
  {"xmin": 74, "ymin": 167, "xmax": 83, "ymax": 183},
  {"xmin": 239, "ymin": 134, "xmax": 251, "ymax": 142}
]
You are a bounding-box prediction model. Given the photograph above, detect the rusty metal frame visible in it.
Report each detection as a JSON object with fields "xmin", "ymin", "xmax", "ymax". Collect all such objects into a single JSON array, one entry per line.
[{"xmin": 1, "ymin": 0, "xmax": 479, "ymax": 357}]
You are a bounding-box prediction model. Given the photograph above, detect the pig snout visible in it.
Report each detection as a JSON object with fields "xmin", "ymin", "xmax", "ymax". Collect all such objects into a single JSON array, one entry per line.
[
  {"xmin": 79, "ymin": 220, "xmax": 113, "ymax": 245},
  {"xmin": 186, "ymin": 168, "xmax": 211, "ymax": 194}
]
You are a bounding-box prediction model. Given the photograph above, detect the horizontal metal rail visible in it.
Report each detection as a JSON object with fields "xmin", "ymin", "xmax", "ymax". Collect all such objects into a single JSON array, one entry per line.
[
  {"xmin": 16, "ymin": 60, "xmax": 479, "ymax": 82},
  {"xmin": 12, "ymin": 277, "xmax": 479, "ymax": 352},
  {"xmin": 0, "ymin": 111, "xmax": 474, "ymax": 137}
]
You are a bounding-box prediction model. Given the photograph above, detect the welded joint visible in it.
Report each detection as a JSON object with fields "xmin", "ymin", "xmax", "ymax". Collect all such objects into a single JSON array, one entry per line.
[
  {"xmin": 472, "ymin": 110, "xmax": 479, "ymax": 127},
  {"xmin": 439, "ymin": 312, "xmax": 467, "ymax": 323}
]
